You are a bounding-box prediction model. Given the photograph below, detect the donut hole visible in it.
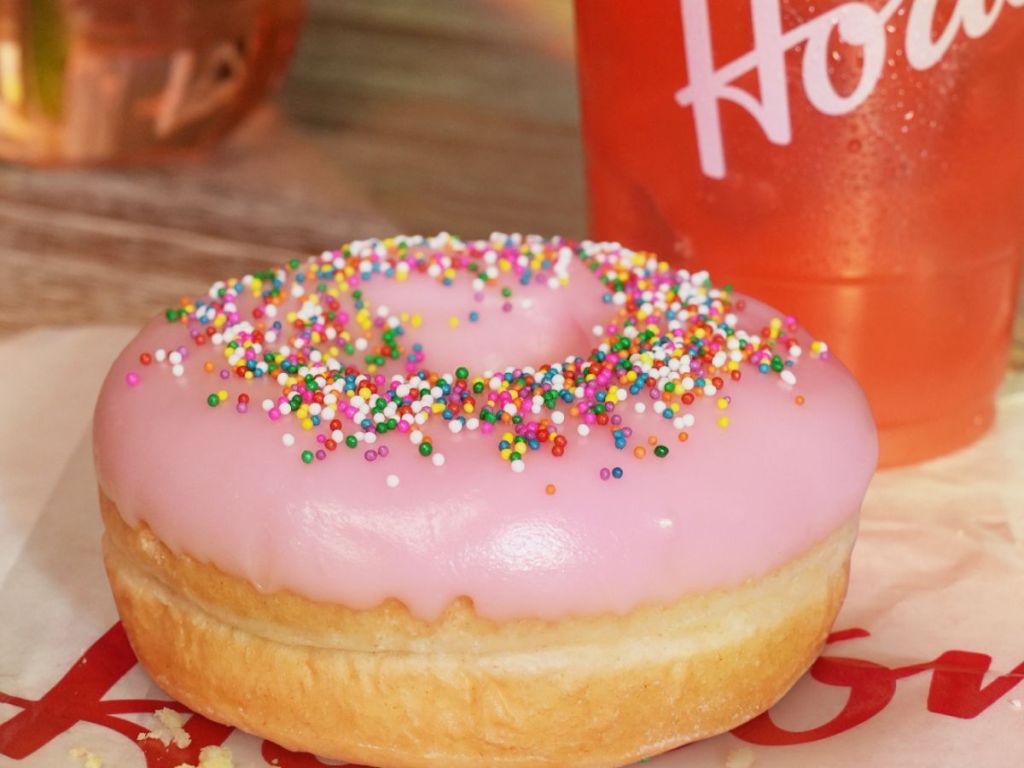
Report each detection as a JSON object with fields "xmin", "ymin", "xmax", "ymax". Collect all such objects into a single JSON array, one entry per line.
[{"xmin": 349, "ymin": 270, "xmax": 614, "ymax": 374}]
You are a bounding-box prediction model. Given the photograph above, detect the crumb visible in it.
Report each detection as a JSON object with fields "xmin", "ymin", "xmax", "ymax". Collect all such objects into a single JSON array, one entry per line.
[
  {"xmin": 725, "ymin": 745, "xmax": 756, "ymax": 768},
  {"xmin": 175, "ymin": 745, "xmax": 234, "ymax": 768},
  {"xmin": 139, "ymin": 707, "xmax": 192, "ymax": 748},
  {"xmin": 69, "ymin": 747, "xmax": 103, "ymax": 768},
  {"xmin": 1010, "ymin": 698, "xmax": 1022, "ymax": 711}
]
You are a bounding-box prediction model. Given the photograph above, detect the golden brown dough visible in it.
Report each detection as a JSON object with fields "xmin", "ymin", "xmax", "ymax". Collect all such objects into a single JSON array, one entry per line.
[{"xmin": 101, "ymin": 492, "xmax": 854, "ymax": 768}]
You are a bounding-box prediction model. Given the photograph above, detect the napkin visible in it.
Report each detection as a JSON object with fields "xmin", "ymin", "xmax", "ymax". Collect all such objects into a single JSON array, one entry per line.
[{"xmin": 2, "ymin": 327, "xmax": 1022, "ymax": 768}]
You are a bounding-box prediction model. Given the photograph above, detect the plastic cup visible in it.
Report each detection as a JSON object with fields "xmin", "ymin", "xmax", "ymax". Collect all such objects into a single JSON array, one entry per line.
[{"xmin": 575, "ymin": 0, "xmax": 1024, "ymax": 466}]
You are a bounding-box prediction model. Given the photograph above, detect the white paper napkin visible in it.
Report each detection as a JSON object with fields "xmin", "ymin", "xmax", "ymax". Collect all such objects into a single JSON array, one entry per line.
[{"xmin": 2, "ymin": 328, "xmax": 1022, "ymax": 768}]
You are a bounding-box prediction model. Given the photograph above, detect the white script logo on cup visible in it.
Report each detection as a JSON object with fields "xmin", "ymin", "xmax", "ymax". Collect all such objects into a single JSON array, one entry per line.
[{"xmin": 675, "ymin": 0, "xmax": 1024, "ymax": 179}]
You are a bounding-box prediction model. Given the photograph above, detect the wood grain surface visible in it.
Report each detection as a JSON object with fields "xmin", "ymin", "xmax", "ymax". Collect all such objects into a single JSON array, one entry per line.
[
  {"xmin": 0, "ymin": 0, "xmax": 1020, "ymax": 371},
  {"xmin": 0, "ymin": 0, "xmax": 581, "ymax": 333}
]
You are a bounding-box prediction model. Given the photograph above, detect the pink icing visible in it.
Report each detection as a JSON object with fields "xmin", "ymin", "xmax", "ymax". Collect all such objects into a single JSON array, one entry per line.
[{"xmin": 93, "ymin": 247, "xmax": 877, "ymax": 622}]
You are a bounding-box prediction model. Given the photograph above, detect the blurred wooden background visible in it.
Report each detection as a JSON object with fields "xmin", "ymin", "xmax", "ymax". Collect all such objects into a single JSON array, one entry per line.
[
  {"xmin": 0, "ymin": 0, "xmax": 580, "ymax": 332},
  {"xmin": 0, "ymin": 0, "xmax": 1020, "ymax": 369}
]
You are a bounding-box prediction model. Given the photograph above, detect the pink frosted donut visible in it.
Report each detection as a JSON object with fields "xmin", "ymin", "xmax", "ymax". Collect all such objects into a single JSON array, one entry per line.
[{"xmin": 95, "ymin": 233, "xmax": 876, "ymax": 768}]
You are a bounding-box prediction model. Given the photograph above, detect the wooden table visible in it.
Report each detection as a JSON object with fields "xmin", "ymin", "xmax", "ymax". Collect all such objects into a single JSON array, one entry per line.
[{"xmin": 0, "ymin": 0, "xmax": 1021, "ymax": 371}]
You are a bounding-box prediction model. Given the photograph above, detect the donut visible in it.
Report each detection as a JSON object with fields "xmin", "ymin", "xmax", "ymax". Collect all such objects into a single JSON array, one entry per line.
[{"xmin": 94, "ymin": 233, "xmax": 877, "ymax": 768}]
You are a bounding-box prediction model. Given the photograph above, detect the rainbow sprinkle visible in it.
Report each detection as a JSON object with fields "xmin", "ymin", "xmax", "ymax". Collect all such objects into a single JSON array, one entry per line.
[{"xmin": 139, "ymin": 233, "xmax": 821, "ymax": 472}]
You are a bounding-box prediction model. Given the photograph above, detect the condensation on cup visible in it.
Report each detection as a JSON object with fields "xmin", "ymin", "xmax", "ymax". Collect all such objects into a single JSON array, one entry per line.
[{"xmin": 575, "ymin": 0, "xmax": 1024, "ymax": 467}]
